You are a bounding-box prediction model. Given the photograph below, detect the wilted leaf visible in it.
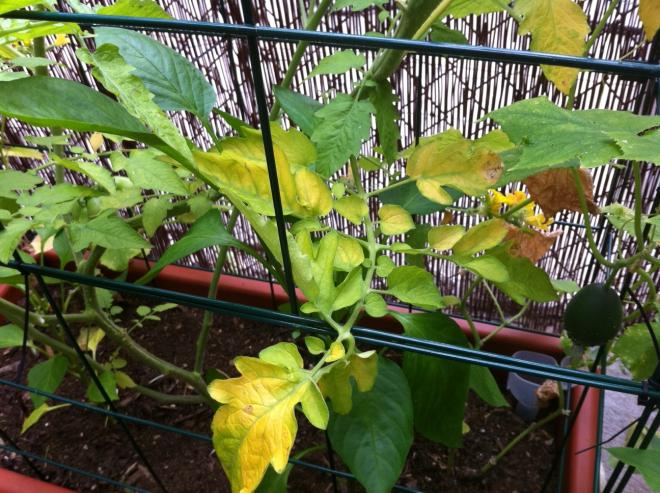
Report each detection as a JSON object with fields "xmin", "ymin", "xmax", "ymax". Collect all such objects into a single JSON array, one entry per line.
[
  {"xmin": 77, "ymin": 327, "xmax": 105, "ymax": 359},
  {"xmin": 523, "ymin": 168, "xmax": 598, "ymax": 217},
  {"xmin": 504, "ymin": 224, "xmax": 561, "ymax": 263},
  {"xmin": 514, "ymin": 0, "xmax": 589, "ymax": 94}
]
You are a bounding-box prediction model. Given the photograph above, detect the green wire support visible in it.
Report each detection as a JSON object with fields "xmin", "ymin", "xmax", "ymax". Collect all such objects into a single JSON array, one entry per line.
[{"xmin": 6, "ymin": 260, "xmax": 660, "ymax": 401}]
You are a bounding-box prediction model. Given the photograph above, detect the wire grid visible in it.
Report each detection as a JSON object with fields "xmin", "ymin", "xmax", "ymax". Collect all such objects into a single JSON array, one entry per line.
[{"xmin": 3, "ymin": 0, "xmax": 659, "ymax": 334}]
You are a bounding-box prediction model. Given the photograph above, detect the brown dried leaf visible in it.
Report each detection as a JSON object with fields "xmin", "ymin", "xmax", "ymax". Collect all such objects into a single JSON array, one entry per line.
[
  {"xmin": 523, "ymin": 168, "xmax": 599, "ymax": 217},
  {"xmin": 536, "ymin": 380, "xmax": 560, "ymax": 408},
  {"xmin": 505, "ymin": 224, "xmax": 562, "ymax": 263}
]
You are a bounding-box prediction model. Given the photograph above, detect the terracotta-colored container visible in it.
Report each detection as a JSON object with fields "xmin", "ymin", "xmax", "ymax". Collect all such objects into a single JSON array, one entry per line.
[{"xmin": 0, "ymin": 254, "xmax": 599, "ymax": 492}]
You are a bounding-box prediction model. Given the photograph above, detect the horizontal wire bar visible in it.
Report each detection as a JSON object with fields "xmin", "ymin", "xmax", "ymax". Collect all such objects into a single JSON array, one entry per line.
[
  {"xmin": 5, "ymin": 260, "xmax": 660, "ymax": 399},
  {"xmin": 0, "ymin": 380, "xmax": 419, "ymax": 492},
  {"xmin": 0, "ymin": 444, "xmax": 151, "ymax": 493},
  {"xmin": 2, "ymin": 11, "xmax": 659, "ymax": 77}
]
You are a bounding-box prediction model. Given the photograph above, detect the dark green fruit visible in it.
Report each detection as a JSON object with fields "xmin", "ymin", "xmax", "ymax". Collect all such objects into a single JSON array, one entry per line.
[{"xmin": 564, "ymin": 283, "xmax": 622, "ymax": 346}]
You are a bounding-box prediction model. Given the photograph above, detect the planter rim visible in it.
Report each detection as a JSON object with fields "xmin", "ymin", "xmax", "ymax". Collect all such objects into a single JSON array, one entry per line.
[{"xmin": 0, "ymin": 253, "xmax": 599, "ymax": 493}]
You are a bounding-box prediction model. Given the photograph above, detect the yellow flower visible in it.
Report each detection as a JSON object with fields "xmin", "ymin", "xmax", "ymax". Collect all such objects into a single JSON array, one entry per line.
[
  {"xmin": 53, "ymin": 34, "xmax": 69, "ymax": 47},
  {"xmin": 525, "ymin": 213, "xmax": 553, "ymax": 230},
  {"xmin": 502, "ymin": 190, "xmax": 528, "ymax": 206},
  {"xmin": 487, "ymin": 189, "xmax": 506, "ymax": 215}
]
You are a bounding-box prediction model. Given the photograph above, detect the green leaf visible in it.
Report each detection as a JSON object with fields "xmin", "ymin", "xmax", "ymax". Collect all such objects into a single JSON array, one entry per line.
[
  {"xmin": 469, "ymin": 365, "xmax": 509, "ymax": 407},
  {"xmin": 97, "ymin": 0, "xmax": 172, "ymax": 18},
  {"xmin": 369, "ymin": 80, "xmax": 400, "ymax": 163},
  {"xmin": 430, "ymin": 22, "xmax": 469, "ymax": 44},
  {"xmin": 378, "ymin": 204, "xmax": 415, "ymax": 236},
  {"xmin": 607, "ymin": 447, "xmax": 660, "ymax": 491},
  {"xmin": 393, "ymin": 312, "xmax": 471, "ymax": 447},
  {"xmin": 453, "ymin": 218, "xmax": 508, "ymax": 257},
  {"xmin": 11, "ymin": 56, "xmax": 54, "ymax": 69},
  {"xmin": 137, "ymin": 210, "xmax": 255, "ymax": 284},
  {"xmin": 142, "ymin": 197, "xmax": 171, "ymax": 237},
  {"xmin": 255, "ymin": 464, "xmax": 293, "ymax": 493},
  {"xmin": 386, "ymin": 266, "xmax": 443, "ymax": 310},
  {"xmin": 0, "ymin": 170, "xmax": 42, "ymax": 197},
  {"xmin": 489, "ymin": 247, "xmax": 558, "ymax": 304},
  {"xmin": 0, "ymin": 324, "xmax": 25, "ymax": 349},
  {"xmin": 332, "ymin": 0, "xmax": 388, "ymax": 11},
  {"xmin": 612, "ymin": 323, "xmax": 660, "ymax": 380},
  {"xmin": 308, "ymin": 50, "xmax": 366, "ymax": 78},
  {"xmin": 69, "ymin": 212, "xmax": 150, "ymax": 251},
  {"xmin": 428, "ymin": 225, "xmax": 465, "ymax": 250},
  {"xmin": 123, "ymin": 150, "xmax": 188, "ymax": 195},
  {"xmin": 0, "ymin": 76, "xmax": 174, "ymax": 155},
  {"xmin": 0, "ymin": 218, "xmax": 32, "ymax": 263},
  {"xmin": 0, "ymin": 1, "xmax": 47, "ymax": 15},
  {"xmin": 86, "ymin": 370, "xmax": 119, "ymax": 403},
  {"xmin": 458, "ymin": 255, "xmax": 510, "ymax": 283},
  {"xmin": 610, "ymin": 129, "xmax": 660, "ymax": 165},
  {"xmin": 444, "ymin": 0, "xmax": 506, "ymax": 18},
  {"xmin": 272, "ymin": 87, "xmax": 322, "ymax": 137},
  {"xmin": 513, "ymin": 0, "xmax": 589, "ymax": 95},
  {"xmin": 364, "ymin": 292, "xmax": 388, "ymax": 317},
  {"xmin": 76, "ymin": 161, "xmax": 116, "ymax": 193},
  {"xmin": 95, "ymin": 27, "xmax": 216, "ymax": 119},
  {"xmin": 21, "ymin": 403, "xmax": 70, "ymax": 435},
  {"xmin": 328, "ymin": 357, "xmax": 413, "ymax": 493},
  {"xmin": 551, "ymin": 279, "xmax": 580, "ymax": 294},
  {"xmin": 379, "ymin": 179, "xmax": 463, "ymax": 215},
  {"xmin": 488, "ymin": 97, "xmax": 660, "ymax": 180},
  {"xmin": 304, "ymin": 336, "xmax": 326, "ymax": 355},
  {"xmin": 311, "ymin": 93, "xmax": 375, "ymax": 177},
  {"xmin": 27, "ymin": 355, "xmax": 69, "ymax": 408},
  {"xmin": 82, "ymin": 44, "xmax": 193, "ymax": 164}
]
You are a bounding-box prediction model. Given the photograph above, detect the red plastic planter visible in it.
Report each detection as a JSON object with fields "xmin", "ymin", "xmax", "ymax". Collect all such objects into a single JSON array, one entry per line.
[
  {"xmin": 0, "ymin": 468, "xmax": 73, "ymax": 493},
  {"xmin": 1, "ymin": 254, "xmax": 599, "ymax": 492}
]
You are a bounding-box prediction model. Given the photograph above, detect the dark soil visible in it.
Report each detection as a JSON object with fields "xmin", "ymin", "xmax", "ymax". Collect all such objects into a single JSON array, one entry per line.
[{"xmin": 0, "ymin": 293, "xmax": 558, "ymax": 492}]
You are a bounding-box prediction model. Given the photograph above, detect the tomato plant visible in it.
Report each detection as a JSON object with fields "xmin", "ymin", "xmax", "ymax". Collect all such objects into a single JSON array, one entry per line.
[{"xmin": 0, "ymin": 0, "xmax": 658, "ymax": 492}]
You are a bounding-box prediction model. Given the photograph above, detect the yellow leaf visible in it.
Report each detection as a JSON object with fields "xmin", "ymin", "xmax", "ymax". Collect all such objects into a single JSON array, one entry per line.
[
  {"xmin": 21, "ymin": 403, "xmax": 70, "ymax": 435},
  {"xmin": 378, "ymin": 204, "xmax": 415, "ymax": 236},
  {"xmin": 326, "ymin": 341, "xmax": 346, "ymax": 363},
  {"xmin": 1, "ymin": 146, "xmax": 43, "ymax": 159},
  {"xmin": 428, "ymin": 225, "xmax": 465, "ymax": 250},
  {"xmin": 114, "ymin": 370, "xmax": 137, "ymax": 389},
  {"xmin": 453, "ymin": 218, "xmax": 508, "ymax": 257},
  {"xmin": 76, "ymin": 327, "xmax": 105, "ymax": 360},
  {"xmin": 407, "ymin": 129, "xmax": 503, "ymax": 200},
  {"xmin": 514, "ymin": 0, "xmax": 589, "ymax": 94},
  {"xmin": 334, "ymin": 195, "xmax": 368, "ymax": 225},
  {"xmin": 294, "ymin": 168, "xmax": 333, "ymax": 216},
  {"xmin": 259, "ymin": 342, "xmax": 304, "ymax": 370},
  {"xmin": 640, "ymin": 0, "xmax": 660, "ymax": 41},
  {"xmin": 243, "ymin": 124, "xmax": 317, "ymax": 170},
  {"xmin": 318, "ymin": 352, "xmax": 378, "ymax": 414},
  {"xmin": 209, "ymin": 351, "xmax": 328, "ymax": 493},
  {"xmin": 89, "ymin": 132, "xmax": 104, "ymax": 152},
  {"xmin": 334, "ymin": 236, "xmax": 365, "ymax": 272}
]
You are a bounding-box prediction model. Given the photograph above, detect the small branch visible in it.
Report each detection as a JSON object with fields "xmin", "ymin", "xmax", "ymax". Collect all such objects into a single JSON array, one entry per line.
[
  {"xmin": 194, "ymin": 207, "xmax": 240, "ymax": 374},
  {"xmin": 479, "ymin": 408, "xmax": 563, "ymax": 476}
]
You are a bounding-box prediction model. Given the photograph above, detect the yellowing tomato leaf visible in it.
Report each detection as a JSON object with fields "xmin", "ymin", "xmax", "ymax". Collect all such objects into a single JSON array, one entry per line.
[
  {"xmin": 452, "ymin": 218, "xmax": 508, "ymax": 257},
  {"xmin": 334, "ymin": 195, "xmax": 369, "ymax": 225},
  {"xmin": 514, "ymin": 0, "xmax": 589, "ymax": 94},
  {"xmin": 334, "ymin": 236, "xmax": 365, "ymax": 272},
  {"xmin": 378, "ymin": 204, "xmax": 415, "ymax": 236},
  {"xmin": 406, "ymin": 129, "xmax": 503, "ymax": 202},
  {"xmin": 319, "ymin": 352, "xmax": 378, "ymax": 414},
  {"xmin": 428, "ymin": 225, "xmax": 465, "ymax": 250},
  {"xmin": 639, "ymin": 0, "xmax": 660, "ymax": 41},
  {"xmin": 294, "ymin": 168, "xmax": 333, "ymax": 216}
]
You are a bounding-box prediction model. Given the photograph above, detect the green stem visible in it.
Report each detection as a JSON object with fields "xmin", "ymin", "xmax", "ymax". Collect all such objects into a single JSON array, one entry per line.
[
  {"xmin": 0, "ymin": 296, "xmax": 96, "ymax": 328},
  {"xmin": 631, "ymin": 161, "xmax": 644, "ymax": 250},
  {"xmin": 480, "ymin": 301, "xmax": 530, "ymax": 346},
  {"xmin": 201, "ymin": 118, "xmax": 223, "ymax": 152},
  {"xmin": 410, "ymin": 0, "xmax": 455, "ymax": 40},
  {"xmin": 459, "ymin": 277, "xmax": 482, "ymax": 348},
  {"xmin": 194, "ymin": 208, "xmax": 240, "ymax": 374},
  {"xmin": 366, "ymin": 176, "xmax": 413, "ymax": 197},
  {"xmin": 79, "ymin": 247, "xmax": 210, "ymax": 398},
  {"xmin": 479, "ymin": 408, "xmax": 563, "ymax": 475},
  {"xmin": 268, "ymin": 0, "xmax": 334, "ymax": 120},
  {"xmin": 482, "ymin": 280, "xmax": 505, "ymax": 321},
  {"xmin": 500, "ymin": 197, "xmax": 533, "ymax": 220}
]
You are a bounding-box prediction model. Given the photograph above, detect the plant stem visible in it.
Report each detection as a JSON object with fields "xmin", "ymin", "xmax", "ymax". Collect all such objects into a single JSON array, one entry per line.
[
  {"xmin": 268, "ymin": 0, "xmax": 334, "ymax": 120},
  {"xmin": 194, "ymin": 207, "xmax": 240, "ymax": 374},
  {"xmin": 459, "ymin": 277, "xmax": 482, "ymax": 348},
  {"xmin": 366, "ymin": 176, "xmax": 413, "ymax": 197},
  {"xmin": 479, "ymin": 408, "xmax": 563, "ymax": 476},
  {"xmin": 631, "ymin": 161, "xmax": 644, "ymax": 250},
  {"xmin": 79, "ymin": 247, "xmax": 210, "ymax": 398},
  {"xmin": 482, "ymin": 280, "xmax": 505, "ymax": 321},
  {"xmin": 480, "ymin": 301, "xmax": 530, "ymax": 346},
  {"xmin": 411, "ymin": 0, "xmax": 454, "ymax": 41},
  {"xmin": 500, "ymin": 197, "xmax": 533, "ymax": 220}
]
